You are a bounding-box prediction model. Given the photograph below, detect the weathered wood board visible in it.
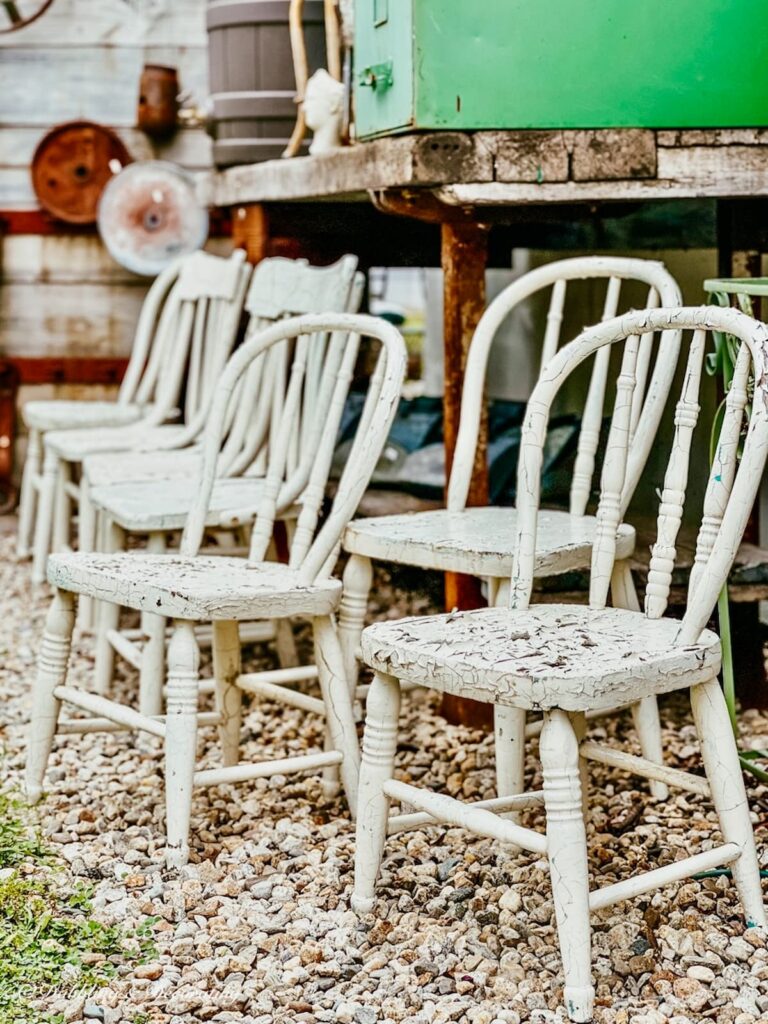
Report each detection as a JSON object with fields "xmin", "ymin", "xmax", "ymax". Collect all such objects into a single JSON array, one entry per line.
[{"xmin": 214, "ymin": 129, "xmax": 768, "ymax": 206}]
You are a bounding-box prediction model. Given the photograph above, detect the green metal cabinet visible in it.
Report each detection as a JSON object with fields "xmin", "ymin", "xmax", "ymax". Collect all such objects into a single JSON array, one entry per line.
[{"xmin": 354, "ymin": 0, "xmax": 768, "ymax": 139}]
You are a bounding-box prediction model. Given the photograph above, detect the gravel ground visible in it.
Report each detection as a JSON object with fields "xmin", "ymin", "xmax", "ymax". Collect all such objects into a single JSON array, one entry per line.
[{"xmin": 2, "ymin": 525, "xmax": 768, "ymax": 1024}]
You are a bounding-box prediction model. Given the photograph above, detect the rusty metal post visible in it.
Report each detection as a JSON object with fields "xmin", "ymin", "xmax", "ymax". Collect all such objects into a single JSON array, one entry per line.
[
  {"xmin": 440, "ymin": 220, "xmax": 492, "ymax": 728},
  {"xmin": 232, "ymin": 203, "xmax": 270, "ymax": 263}
]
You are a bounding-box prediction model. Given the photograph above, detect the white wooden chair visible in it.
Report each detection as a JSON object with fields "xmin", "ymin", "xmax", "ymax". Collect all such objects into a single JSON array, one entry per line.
[
  {"xmin": 26, "ymin": 312, "xmax": 407, "ymax": 868},
  {"xmin": 352, "ymin": 305, "xmax": 768, "ymax": 1024},
  {"xmin": 340, "ymin": 256, "xmax": 682, "ymax": 804},
  {"xmin": 81, "ymin": 258, "xmax": 362, "ymax": 700},
  {"xmin": 29, "ymin": 250, "xmax": 252, "ymax": 583},
  {"xmin": 17, "ymin": 254, "xmax": 190, "ymax": 561}
]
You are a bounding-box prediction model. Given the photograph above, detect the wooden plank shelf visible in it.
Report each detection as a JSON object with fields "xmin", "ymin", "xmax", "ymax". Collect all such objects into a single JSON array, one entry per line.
[{"xmin": 214, "ymin": 129, "xmax": 768, "ymax": 209}]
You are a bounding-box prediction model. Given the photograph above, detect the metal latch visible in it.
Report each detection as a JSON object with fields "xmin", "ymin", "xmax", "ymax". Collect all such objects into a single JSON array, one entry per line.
[{"xmin": 358, "ymin": 60, "xmax": 394, "ymax": 91}]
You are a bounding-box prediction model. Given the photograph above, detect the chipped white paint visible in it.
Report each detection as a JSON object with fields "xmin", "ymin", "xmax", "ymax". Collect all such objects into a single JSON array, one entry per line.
[
  {"xmin": 342, "ymin": 256, "xmax": 683, "ymax": 802},
  {"xmin": 353, "ymin": 306, "xmax": 768, "ymax": 1024},
  {"xmin": 26, "ymin": 251, "xmax": 251, "ymax": 582},
  {"xmin": 27, "ymin": 312, "xmax": 407, "ymax": 867},
  {"xmin": 345, "ymin": 507, "xmax": 636, "ymax": 579},
  {"xmin": 360, "ymin": 604, "xmax": 722, "ymax": 712}
]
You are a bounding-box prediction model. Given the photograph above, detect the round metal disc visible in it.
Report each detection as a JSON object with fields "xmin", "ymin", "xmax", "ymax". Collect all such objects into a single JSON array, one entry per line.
[
  {"xmin": 97, "ymin": 161, "xmax": 209, "ymax": 277},
  {"xmin": 31, "ymin": 121, "xmax": 131, "ymax": 224}
]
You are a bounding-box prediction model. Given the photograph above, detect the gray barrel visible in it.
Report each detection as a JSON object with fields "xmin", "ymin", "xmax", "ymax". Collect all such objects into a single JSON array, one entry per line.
[{"xmin": 207, "ymin": 0, "xmax": 327, "ymax": 167}]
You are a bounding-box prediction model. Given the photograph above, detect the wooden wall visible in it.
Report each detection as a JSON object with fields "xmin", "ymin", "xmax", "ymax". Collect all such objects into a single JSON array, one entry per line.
[{"xmin": 0, "ymin": 0, "xmax": 217, "ymax": 385}]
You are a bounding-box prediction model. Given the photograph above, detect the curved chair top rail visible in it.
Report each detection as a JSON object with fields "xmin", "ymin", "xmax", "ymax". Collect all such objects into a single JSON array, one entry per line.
[
  {"xmin": 182, "ymin": 312, "xmax": 407, "ymax": 583},
  {"xmin": 448, "ymin": 255, "xmax": 683, "ymax": 515},
  {"xmin": 510, "ymin": 305, "xmax": 768, "ymax": 647}
]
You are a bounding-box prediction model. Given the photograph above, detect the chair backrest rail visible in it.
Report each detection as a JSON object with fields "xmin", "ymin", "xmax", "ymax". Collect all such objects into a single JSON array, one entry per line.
[
  {"xmin": 508, "ymin": 306, "xmax": 768, "ymax": 652},
  {"xmin": 447, "ymin": 256, "xmax": 683, "ymax": 515}
]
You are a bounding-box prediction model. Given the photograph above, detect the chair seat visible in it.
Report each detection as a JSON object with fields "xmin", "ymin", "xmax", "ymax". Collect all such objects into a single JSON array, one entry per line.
[
  {"xmin": 46, "ymin": 424, "xmax": 189, "ymax": 462},
  {"xmin": 361, "ymin": 605, "xmax": 721, "ymax": 712},
  {"xmin": 89, "ymin": 477, "xmax": 276, "ymax": 532},
  {"xmin": 84, "ymin": 447, "xmax": 203, "ymax": 488},
  {"xmin": 47, "ymin": 552, "xmax": 341, "ymax": 620},
  {"xmin": 23, "ymin": 400, "xmax": 144, "ymax": 433},
  {"xmin": 344, "ymin": 507, "xmax": 636, "ymax": 577}
]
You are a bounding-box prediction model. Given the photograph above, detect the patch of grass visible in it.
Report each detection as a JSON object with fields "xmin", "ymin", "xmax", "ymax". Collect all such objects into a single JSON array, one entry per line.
[
  {"xmin": 0, "ymin": 788, "xmax": 157, "ymax": 1024},
  {"xmin": 0, "ymin": 790, "xmax": 49, "ymax": 868}
]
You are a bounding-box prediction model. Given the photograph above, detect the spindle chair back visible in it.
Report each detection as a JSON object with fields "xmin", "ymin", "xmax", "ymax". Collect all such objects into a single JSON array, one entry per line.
[{"xmin": 448, "ymin": 256, "xmax": 682, "ymax": 517}]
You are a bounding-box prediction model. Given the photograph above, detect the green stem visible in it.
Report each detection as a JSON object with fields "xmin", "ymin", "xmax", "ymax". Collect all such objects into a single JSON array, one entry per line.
[{"xmin": 717, "ymin": 584, "xmax": 738, "ymax": 736}]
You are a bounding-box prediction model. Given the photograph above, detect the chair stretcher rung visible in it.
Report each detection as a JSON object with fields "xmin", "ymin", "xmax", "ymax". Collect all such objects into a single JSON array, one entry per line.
[
  {"xmin": 57, "ymin": 710, "xmax": 222, "ymax": 735},
  {"xmin": 388, "ymin": 789, "xmax": 545, "ymax": 835},
  {"xmin": 53, "ymin": 686, "xmax": 166, "ymax": 737},
  {"xmin": 580, "ymin": 741, "xmax": 711, "ymax": 797},
  {"xmin": 524, "ymin": 706, "xmax": 629, "ymax": 739},
  {"xmin": 589, "ymin": 843, "xmax": 741, "ymax": 912},
  {"xmin": 382, "ymin": 780, "xmax": 547, "ymax": 854},
  {"xmin": 194, "ymin": 749, "xmax": 342, "ymax": 787},
  {"xmin": 106, "ymin": 629, "xmax": 143, "ymax": 669},
  {"xmin": 236, "ymin": 677, "xmax": 324, "ymax": 715}
]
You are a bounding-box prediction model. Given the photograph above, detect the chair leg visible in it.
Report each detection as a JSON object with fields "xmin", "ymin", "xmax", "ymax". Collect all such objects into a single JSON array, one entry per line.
[
  {"xmin": 164, "ymin": 620, "xmax": 200, "ymax": 869},
  {"xmin": 313, "ymin": 615, "xmax": 361, "ymax": 814},
  {"xmin": 212, "ymin": 619, "xmax": 242, "ymax": 767},
  {"xmin": 273, "ymin": 618, "xmax": 300, "ymax": 669},
  {"xmin": 25, "ymin": 589, "xmax": 76, "ymax": 803},
  {"xmin": 137, "ymin": 531, "xmax": 167, "ymax": 716},
  {"xmin": 93, "ymin": 520, "xmax": 125, "ymax": 695},
  {"xmin": 611, "ymin": 558, "xmax": 668, "ymax": 800},
  {"xmin": 631, "ymin": 697, "xmax": 668, "ymax": 800},
  {"xmin": 494, "ymin": 706, "xmax": 527, "ymax": 812},
  {"xmin": 52, "ymin": 459, "xmax": 72, "ymax": 553},
  {"xmin": 75, "ymin": 481, "xmax": 97, "ymax": 631},
  {"xmin": 352, "ymin": 669, "xmax": 401, "ymax": 915},
  {"xmin": 17, "ymin": 426, "xmax": 41, "ymax": 560},
  {"xmin": 338, "ymin": 554, "xmax": 373, "ymax": 696},
  {"xmin": 691, "ymin": 676, "xmax": 767, "ymax": 929},
  {"xmin": 540, "ymin": 709, "xmax": 594, "ymax": 1024},
  {"xmin": 32, "ymin": 446, "xmax": 59, "ymax": 583}
]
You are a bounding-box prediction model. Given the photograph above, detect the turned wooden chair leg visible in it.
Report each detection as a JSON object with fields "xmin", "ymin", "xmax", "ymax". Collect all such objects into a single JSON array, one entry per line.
[
  {"xmin": 164, "ymin": 620, "xmax": 200, "ymax": 869},
  {"xmin": 692, "ymin": 676, "xmax": 767, "ymax": 929},
  {"xmin": 25, "ymin": 588, "xmax": 76, "ymax": 803},
  {"xmin": 212, "ymin": 619, "xmax": 242, "ymax": 767},
  {"xmin": 314, "ymin": 615, "xmax": 361, "ymax": 814},
  {"xmin": 540, "ymin": 709, "xmax": 594, "ymax": 1024},
  {"xmin": 93, "ymin": 521, "xmax": 126, "ymax": 695},
  {"xmin": 338, "ymin": 554, "xmax": 373, "ymax": 695},
  {"xmin": 570, "ymin": 710, "xmax": 590, "ymax": 818},
  {"xmin": 611, "ymin": 558, "xmax": 668, "ymax": 800},
  {"xmin": 32, "ymin": 446, "xmax": 59, "ymax": 583},
  {"xmin": 17, "ymin": 426, "xmax": 41, "ymax": 560},
  {"xmin": 352, "ymin": 669, "xmax": 401, "ymax": 914}
]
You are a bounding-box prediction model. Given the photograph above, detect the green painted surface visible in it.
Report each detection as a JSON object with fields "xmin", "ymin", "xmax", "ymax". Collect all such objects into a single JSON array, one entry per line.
[{"xmin": 355, "ymin": 0, "xmax": 768, "ymax": 139}]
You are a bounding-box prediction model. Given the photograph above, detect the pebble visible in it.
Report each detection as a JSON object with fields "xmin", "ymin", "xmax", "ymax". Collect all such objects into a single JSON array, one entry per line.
[{"xmin": 2, "ymin": 548, "xmax": 768, "ymax": 1023}]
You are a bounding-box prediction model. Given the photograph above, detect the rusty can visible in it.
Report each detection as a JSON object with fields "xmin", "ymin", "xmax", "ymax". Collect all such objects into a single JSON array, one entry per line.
[{"xmin": 137, "ymin": 64, "xmax": 179, "ymax": 138}]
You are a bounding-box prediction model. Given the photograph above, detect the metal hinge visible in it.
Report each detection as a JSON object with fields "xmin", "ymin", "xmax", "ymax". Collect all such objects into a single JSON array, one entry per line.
[{"xmin": 358, "ymin": 59, "xmax": 394, "ymax": 91}]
